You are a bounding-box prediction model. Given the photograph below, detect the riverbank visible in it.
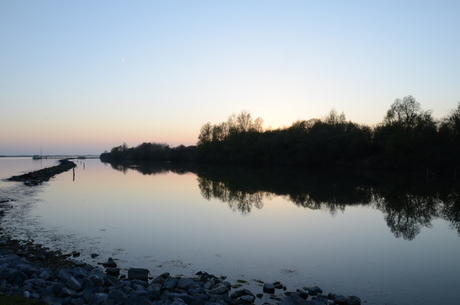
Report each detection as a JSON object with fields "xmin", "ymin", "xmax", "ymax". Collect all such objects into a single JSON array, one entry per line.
[
  {"xmin": 0, "ymin": 236, "xmax": 361, "ymax": 305},
  {"xmin": 1, "ymin": 162, "xmax": 362, "ymax": 305}
]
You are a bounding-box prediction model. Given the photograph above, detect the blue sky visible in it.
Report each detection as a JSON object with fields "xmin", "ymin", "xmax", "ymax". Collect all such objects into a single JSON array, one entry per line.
[{"xmin": 1, "ymin": 0, "xmax": 459, "ymax": 155}]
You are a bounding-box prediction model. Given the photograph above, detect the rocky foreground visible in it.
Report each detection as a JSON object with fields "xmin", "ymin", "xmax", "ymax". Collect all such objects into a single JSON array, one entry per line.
[
  {"xmin": 0, "ymin": 239, "xmax": 361, "ymax": 305},
  {"xmin": 1, "ymin": 161, "xmax": 362, "ymax": 305},
  {"xmin": 6, "ymin": 159, "xmax": 77, "ymax": 186}
]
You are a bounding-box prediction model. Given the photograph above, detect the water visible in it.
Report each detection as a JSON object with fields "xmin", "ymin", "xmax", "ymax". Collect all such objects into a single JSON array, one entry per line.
[{"xmin": 0, "ymin": 157, "xmax": 459, "ymax": 304}]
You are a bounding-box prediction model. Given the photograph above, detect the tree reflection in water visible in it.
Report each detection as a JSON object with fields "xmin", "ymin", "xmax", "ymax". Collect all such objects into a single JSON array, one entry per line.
[{"xmin": 105, "ymin": 161, "xmax": 460, "ymax": 240}]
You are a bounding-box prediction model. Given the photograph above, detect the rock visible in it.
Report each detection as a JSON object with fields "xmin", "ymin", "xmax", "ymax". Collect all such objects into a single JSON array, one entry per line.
[
  {"xmin": 67, "ymin": 276, "xmax": 82, "ymax": 291},
  {"xmin": 89, "ymin": 274, "xmax": 105, "ymax": 286},
  {"xmin": 164, "ymin": 292, "xmax": 196, "ymax": 304},
  {"xmin": 71, "ymin": 267, "xmax": 88, "ymax": 279},
  {"xmin": 306, "ymin": 298, "xmax": 328, "ymax": 305},
  {"xmin": 160, "ymin": 272, "xmax": 170, "ymax": 279},
  {"xmin": 164, "ymin": 277, "xmax": 179, "ymax": 289},
  {"xmin": 346, "ymin": 295, "xmax": 361, "ymax": 305},
  {"xmin": 203, "ymin": 279, "xmax": 215, "ymax": 289},
  {"xmin": 88, "ymin": 292, "xmax": 109, "ymax": 305},
  {"xmin": 296, "ymin": 289, "xmax": 309, "ymax": 299},
  {"xmin": 280, "ymin": 294, "xmax": 308, "ymax": 305},
  {"xmin": 330, "ymin": 293, "xmax": 347, "ymax": 304},
  {"xmin": 209, "ymin": 283, "xmax": 229, "ymax": 294},
  {"xmin": 307, "ymin": 286, "xmax": 323, "ymax": 296},
  {"xmin": 39, "ymin": 270, "xmax": 51, "ymax": 280},
  {"xmin": 57, "ymin": 269, "xmax": 72, "ymax": 282},
  {"xmin": 128, "ymin": 268, "xmax": 149, "ymax": 281},
  {"xmin": 61, "ymin": 286, "xmax": 76, "ymax": 297},
  {"xmin": 102, "ymin": 257, "xmax": 117, "ymax": 268},
  {"xmin": 109, "ymin": 289, "xmax": 127, "ymax": 301},
  {"xmin": 106, "ymin": 267, "xmax": 120, "ymax": 277},
  {"xmin": 125, "ymin": 296, "xmax": 153, "ymax": 305},
  {"xmin": 273, "ymin": 281, "xmax": 284, "ymax": 289},
  {"xmin": 263, "ymin": 283, "xmax": 275, "ymax": 294},
  {"xmin": 73, "ymin": 260, "xmax": 86, "ymax": 267},
  {"xmin": 0, "ymin": 231, "xmax": 363, "ymax": 305},
  {"xmin": 239, "ymin": 295, "xmax": 256, "ymax": 303}
]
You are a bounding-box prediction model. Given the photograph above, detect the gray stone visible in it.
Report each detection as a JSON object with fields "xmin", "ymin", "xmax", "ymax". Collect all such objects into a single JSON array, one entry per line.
[
  {"xmin": 73, "ymin": 260, "xmax": 86, "ymax": 267},
  {"xmin": 41, "ymin": 295, "xmax": 55, "ymax": 304},
  {"xmin": 307, "ymin": 298, "xmax": 328, "ymax": 305},
  {"xmin": 209, "ymin": 283, "xmax": 228, "ymax": 294},
  {"xmin": 346, "ymin": 296, "xmax": 361, "ymax": 305},
  {"xmin": 239, "ymin": 295, "xmax": 256, "ymax": 303},
  {"xmin": 39, "ymin": 270, "xmax": 51, "ymax": 280},
  {"xmin": 57, "ymin": 269, "xmax": 72, "ymax": 282},
  {"xmin": 263, "ymin": 283, "xmax": 275, "ymax": 294},
  {"xmin": 106, "ymin": 267, "xmax": 120, "ymax": 277},
  {"xmin": 67, "ymin": 276, "xmax": 82, "ymax": 291},
  {"xmin": 89, "ymin": 274, "xmax": 105, "ymax": 286},
  {"xmin": 89, "ymin": 292, "xmax": 109, "ymax": 305},
  {"xmin": 279, "ymin": 294, "xmax": 308, "ymax": 305},
  {"xmin": 34, "ymin": 278, "xmax": 47, "ymax": 287},
  {"xmin": 103, "ymin": 257, "xmax": 117, "ymax": 268},
  {"xmin": 188, "ymin": 287, "xmax": 205, "ymax": 296},
  {"xmin": 125, "ymin": 296, "xmax": 153, "ymax": 305},
  {"xmin": 16, "ymin": 263, "xmax": 38, "ymax": 276},
  {"xmin": 333, "ymin": 294, "xmax": 347, "ymax": 304},
  {"xmin": 71, "ymin": 298, "xmax": 86, "ymax": 305},
  {"xmin": 164, "ymin": 292, "xmax": 196, "ymax": 304},
  {"xmin": 296, "ymin": 290, "xmax": 309, "ymax": 299},
  {"xmin": 83, "ymin": 289, "xmax": 94, "ymax": 302},
  {"xmin": 61, "ymin": 287, "xmax": 76, "ymax": 298},
  {"xmin": 164, "ymin": 277, "xmax": 179, "ymax": 289},
  {"xmin": 82, "ymin": 277, "xmax": 95, "ymax": 290},
  {"xmin": 128, "ymin": 268, "xmax": 149, "ymax": 281},
  {"xmin": 273, "ymin": 281, "xmax": 284, "ymax": 289},
  {"xmin": 307, "ymin": 286, "xmax": 322, "ymax": 296},
  {"xmin": 8, "ymin": 270, "xmax": 28, "ymax": 285},
  {"xmin": 178, "ymin": 277, "xmax": 195, "ymax": 290},
  {"xmin": 0, "ymin": 279, "xmax": 7, "ymax": 292},
  {"xmin": 208, "ymin": 294, "xmax": 232, "ymax": 303},
  {"xmin": 108, "ymin": 289, "xmax": 127, "ymax": 301},
  {"xmin": 71, "ymin": 267, "xmax": 88, "ymax": 278},
  {"xmin": 203, "ymin": 280, "xmax": 215, "ymax": 289},
  {"xmin": 160, "ymin": 272, "xmax": 170, "ymax": 279}
]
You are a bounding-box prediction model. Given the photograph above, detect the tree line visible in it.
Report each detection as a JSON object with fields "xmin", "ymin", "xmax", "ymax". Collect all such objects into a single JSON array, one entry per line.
[{"xmin": 101, "ymin": 96, "xmax": 460, "ymax": 171}]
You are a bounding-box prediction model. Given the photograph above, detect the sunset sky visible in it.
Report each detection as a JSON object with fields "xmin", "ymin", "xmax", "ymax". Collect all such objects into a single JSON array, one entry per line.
[{"xmin": 1, "ymin": 0, "xmax": 459, "ymax": 155}]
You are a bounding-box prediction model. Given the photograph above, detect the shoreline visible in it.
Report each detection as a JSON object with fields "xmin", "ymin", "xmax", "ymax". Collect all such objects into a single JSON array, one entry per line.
[
  {"xmin": 6, "ymin": 159, "xmax": 77, "ymax": 186},
  {"xmin": 1, "ymin": 162, "xmax": 362, "ymax": 305}
]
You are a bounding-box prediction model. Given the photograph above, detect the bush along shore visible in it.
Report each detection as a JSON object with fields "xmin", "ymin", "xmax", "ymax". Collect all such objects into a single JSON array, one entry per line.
[{"xmin": 1, "ymin": 162, "xmax": 362, "ymax": 305}]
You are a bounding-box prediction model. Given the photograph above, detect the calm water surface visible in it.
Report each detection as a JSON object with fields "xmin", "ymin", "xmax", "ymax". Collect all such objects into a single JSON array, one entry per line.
[{"xmin": 0, "ymin": 157, "xmax": 459, "ymax": 305}]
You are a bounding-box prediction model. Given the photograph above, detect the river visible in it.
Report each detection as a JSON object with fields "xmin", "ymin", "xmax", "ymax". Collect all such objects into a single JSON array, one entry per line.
[{"xmin": 0, "ymin": 157, "xmax": 459, "ymax": 304}]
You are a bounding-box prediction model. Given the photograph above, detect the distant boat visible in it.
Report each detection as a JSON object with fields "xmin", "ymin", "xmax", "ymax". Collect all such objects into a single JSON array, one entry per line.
[{"xmin": 33, "ymin": 147, "xmax": 43, "ymax": 159}]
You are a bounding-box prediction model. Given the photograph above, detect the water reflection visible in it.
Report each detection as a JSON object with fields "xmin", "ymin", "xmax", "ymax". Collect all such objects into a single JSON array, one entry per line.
[{"xmin": 105, "ymin": 161, "xmax": 460, "ymax": 240}]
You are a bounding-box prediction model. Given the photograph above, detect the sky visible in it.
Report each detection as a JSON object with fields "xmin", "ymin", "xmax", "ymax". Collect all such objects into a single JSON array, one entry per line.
[{"xmin": 1, "ymin": 0, "xmax": 459, "ymax": 155}]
